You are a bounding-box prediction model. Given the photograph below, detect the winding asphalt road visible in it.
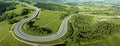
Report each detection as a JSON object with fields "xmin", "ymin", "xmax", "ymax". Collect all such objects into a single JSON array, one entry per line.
[
  {"xmin": 13, "ymin": 2, "xmax": 75, "ymax": 42},
  {"xmin": 13, "ymin": 1, "xmax": 120, "ymax": 43}
]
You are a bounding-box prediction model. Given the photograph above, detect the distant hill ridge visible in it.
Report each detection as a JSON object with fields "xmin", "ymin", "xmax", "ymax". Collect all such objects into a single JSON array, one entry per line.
[{"xmin": 1, "ymin": 0, "xmax": 120, "ymax": 4}]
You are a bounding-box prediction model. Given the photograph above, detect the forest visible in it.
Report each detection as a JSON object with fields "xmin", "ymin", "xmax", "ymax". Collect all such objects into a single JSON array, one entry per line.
[
  {"xmin": 0, "ymin": 1, "xmax": 13, "ymax": 15},
  {"xmin": 34, "ymin": 2, "xmax": 67, "ymax": 11}
]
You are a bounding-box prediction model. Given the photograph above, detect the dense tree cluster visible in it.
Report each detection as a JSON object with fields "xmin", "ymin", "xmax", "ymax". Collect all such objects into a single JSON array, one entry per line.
[
  {"xmin": 25, "ymin": 21, "xmax": 52, "ymax": 35},
  {"xmin": 0, "ymin": 1, "xmax": 31, "ymax": 24},
  {"xmin": 60, "ymin": 7, "xmax": 79, "ymax": 20},
  {"xmin": 68, "ymin": 7, "xmax": 79, "ymax": 14},
  {"xmin": 0, "ymin": 8, "xmax": 30, "ymax": 23},
  {"xmin": 65, "ymin": 15, "xmax": 120, "ymax": 46},
  {"xmin": 35, "ymin": 2, "xmax": 67, "ymax": 11},
  {"xmin": 60, "ymin": 13, "xmax": 69, "ymax": 19},
  {"xmin": 6, "ymin": 3, "xmax": 17, "ymax": 11},
  {"xmin": 21, "ymin": 8, "xmax": 30, "ymax": 15},
  {"xmin": 0, "ymin": 12, "xmax": 18, "ymax": 22},
  {"xmin": 0, "ymin": 1, "xmax": 14, "ymax": 15},
  {"xmin": 7, "ymin": 19, "xmax": 19, "ymax": 24},
  {"xmin": 0, "ymin": 1, "xmax": 18, "ymax": 23},
  {"xmin": 89, "ymin": 10, "xmax": 118, "ymax": 16}
]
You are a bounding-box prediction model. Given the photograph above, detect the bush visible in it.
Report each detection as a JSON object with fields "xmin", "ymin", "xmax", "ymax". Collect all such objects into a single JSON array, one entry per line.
[
  {"xmin": 60, "ymin": 13, "xmax": 69, "ymax": 19},
  {"xmin": 7, "ymin": 19, "xmax": 19, "ymax": 24},
  {"xmin": 26, "ymin": 21, "xmax": 52, "ymax": 34},
  {"xmin": 6, "ymin": 3, "xmax": 17, "ymax": 11},
  {"xmin": 21, "ymin": 8, "xmax": 30, "ymax": 15}
]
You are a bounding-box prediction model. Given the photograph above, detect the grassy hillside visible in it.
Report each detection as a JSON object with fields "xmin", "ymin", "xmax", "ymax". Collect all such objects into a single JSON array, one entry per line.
[
  {"xmin": 22, "ymin": 2, "xmax": 120, "ymax": 46},
  {"xmin": 77, "ymin": 2, "xmax": 120, "ymax": 16},
  {"xmin": 22, "ymin": 2, "xmax": 72, "ymax": 36},
  {"xmin": 0, "ymin": 21, "xmax": 29, "ymax": 46},
  {"xmin": 1, "ymin": 1, "xmax": 120, "ymax": 46},
  {"xmin": 0, "ymin": 1, "xmax": 34, "ymax": 46},
  {"xmin": 23, "ymin": 9, "xmax": 66, "ymax": 36},
  {"xmin": 65, "ymin": 15, "xmax": 120, "ymax": 46}
]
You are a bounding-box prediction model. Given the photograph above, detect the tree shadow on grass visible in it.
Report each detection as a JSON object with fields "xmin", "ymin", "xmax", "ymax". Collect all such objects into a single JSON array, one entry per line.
[
  {"xmin": 54, "ymin": 44, "xmax": 66, "ymax": 46},
  {"xmin": 27, "ymin": 21, "xmax": 52, "ymax": 34},
  {"xmin": 41, "ymin": 28, "xmax": 52, "ymax": 34}
]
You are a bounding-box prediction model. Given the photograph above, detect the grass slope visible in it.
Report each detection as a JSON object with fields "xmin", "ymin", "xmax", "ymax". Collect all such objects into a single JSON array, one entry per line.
[
  {"xmin": 0, "ymin": 21, "xmax": 29, "ymax": 46},
  {"xmin": 23, "ymin": 9, "xmax": 65, "ymax": 36},
  {"xmin": 0, "ymin": 2, "xmax": 34, "ymax": 46}
]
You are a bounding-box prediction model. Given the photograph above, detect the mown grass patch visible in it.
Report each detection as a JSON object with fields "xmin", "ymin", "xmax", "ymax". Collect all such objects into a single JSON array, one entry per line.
[{"xmin": 23, "ymin": 9, "xmax": 66, "ymax": 36}]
